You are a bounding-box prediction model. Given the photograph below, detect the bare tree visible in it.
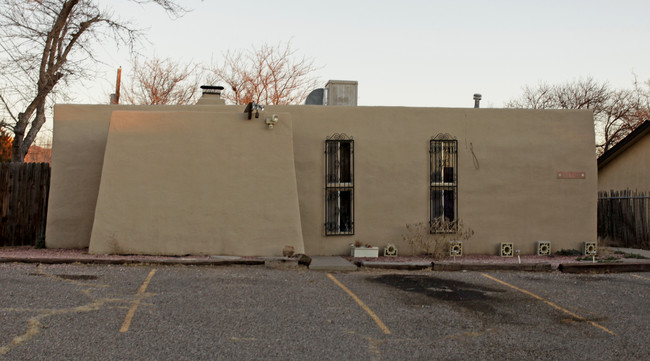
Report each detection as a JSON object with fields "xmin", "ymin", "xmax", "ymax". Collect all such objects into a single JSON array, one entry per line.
[
  {"xmin": 0, "ymin": 0, "xmax": 187, "ymax": 162},
  {"xmin": 122, "ymin": 56, "xmax": 202, "ymax": 105},
  {"xmin": 506, "ymin": 77, "xmax": 648, "ymax": 155},
  {"xmin": 633, "ymin": 76, "xmax": 650, "ymax": 121},
  {"xmin": 209, "ymin": 42, "xmax": 320, "ymax": 105}
]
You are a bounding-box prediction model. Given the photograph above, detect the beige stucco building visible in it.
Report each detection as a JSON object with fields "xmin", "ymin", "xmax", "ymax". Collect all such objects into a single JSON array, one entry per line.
[
  {"xmin": 46, "ymin": 85, "xmax": 597, "ymax": 256},
  {"xmin": 598, "ymin": 121, "xmax": 650, "ymax": 192}
]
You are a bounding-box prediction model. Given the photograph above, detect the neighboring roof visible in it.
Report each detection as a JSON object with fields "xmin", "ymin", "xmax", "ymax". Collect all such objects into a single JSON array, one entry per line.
[
  {"xmin": 25, "ymin": 145, "xmax": 52, "ymax": 164},
  {"xmin": 598, "ymin": 120, "xmax": 650, "ymax": 169}
]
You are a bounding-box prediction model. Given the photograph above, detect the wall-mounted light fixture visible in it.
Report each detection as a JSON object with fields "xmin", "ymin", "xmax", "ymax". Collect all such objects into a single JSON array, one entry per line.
[
  {"xmin": 265, "ymin": 114, "xmax": 279, "ymax": 129},
  {"xmin": 243, "ymin": 102, "xmax": 265, "ymax": 119}
]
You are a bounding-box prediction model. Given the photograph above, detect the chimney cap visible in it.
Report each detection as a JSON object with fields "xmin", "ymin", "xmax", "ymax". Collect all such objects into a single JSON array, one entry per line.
[
  {"xmin": 196, "ymin": 85, "xmax": 226, "ymax": 105},
  {"xmin": 201, "ymin": 85, "xmax": 224, "ymax": 94}
]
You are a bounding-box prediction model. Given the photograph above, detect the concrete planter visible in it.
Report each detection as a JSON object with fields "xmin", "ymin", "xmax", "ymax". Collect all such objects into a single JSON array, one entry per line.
[{"xmin": 351, "ymin": 246, "xmax": 379, "ymax": 258}]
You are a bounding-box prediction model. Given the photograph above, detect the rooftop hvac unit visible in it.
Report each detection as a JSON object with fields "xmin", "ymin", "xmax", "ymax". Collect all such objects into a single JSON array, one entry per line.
[
  {"xmin": 325, "ymin": 80, "xmax": 358, "ymax": 106},
  {"xmin": 305, "ymin": 88, "xmax": 325, "ymax": 105}
]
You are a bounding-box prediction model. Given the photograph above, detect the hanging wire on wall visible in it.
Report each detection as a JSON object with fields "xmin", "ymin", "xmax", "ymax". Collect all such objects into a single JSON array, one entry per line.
[{"xmin": 470, "ymin": 142, "xmax": 479, "ymax": 170}]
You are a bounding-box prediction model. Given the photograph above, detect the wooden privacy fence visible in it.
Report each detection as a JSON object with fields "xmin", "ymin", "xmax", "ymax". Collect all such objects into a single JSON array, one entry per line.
[
  {"xmin": 0, "ymin": 163, "xmax": 51, "ymax": 246},
  {"xmin": 598, "ymin": 190, "xmax": 649, "ymax": 249}
]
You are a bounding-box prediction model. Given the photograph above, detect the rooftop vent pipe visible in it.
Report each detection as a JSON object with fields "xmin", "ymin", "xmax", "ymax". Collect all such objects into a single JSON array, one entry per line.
[{"xmin": 473, "ymin": 93, "xmax": 482, "ymax": 108}]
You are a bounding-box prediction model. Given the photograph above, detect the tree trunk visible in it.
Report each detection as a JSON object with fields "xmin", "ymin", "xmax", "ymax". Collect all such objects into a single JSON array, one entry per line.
[
  {"xmin": 11, "ymin": 113, "xmax": 28, "ymax": 163},
  {"xmin": 10, "ymin": 137, "xmax": 24, "ymax": 163}
]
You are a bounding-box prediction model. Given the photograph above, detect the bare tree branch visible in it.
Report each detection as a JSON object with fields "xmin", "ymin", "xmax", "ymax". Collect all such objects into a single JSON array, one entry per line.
[
  {"xmin": 0, "ymin": 94, "xmax": 18, "ymax": 125},
  {"xmin": 0, "ymin": 0, "xmax": 188, "ymax": 162},
  {"xmin": 130, "ymin": 0, "xmax": 188, "ymax": 19},
  {"xmin": 122, "ymin": 56, "xmax": 202, "ymax": 105},
  {"xmin": 209, "ymin": 41, "xmax": 320, "ymax": 105},
  {"xmin": 506, "ymin": 77, "xmax": 649, "ymax": 156}
]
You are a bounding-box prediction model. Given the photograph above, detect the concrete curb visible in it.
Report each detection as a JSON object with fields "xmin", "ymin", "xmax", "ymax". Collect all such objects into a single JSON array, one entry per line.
[
  {"xmin": 354, "ymin": 261, "xmax": 431, "ymax": 270},
  {"xmin": 2, "ymin": 256, "xmax": 648, "ymax": 273},
  {"xmin": 558, "ymin": 262, "xmax": 650, "ymax": 273},
  {"xmin": 309, "ymin": 256, "xmax": 358, "ymax": 271},
  {"xmin": 264, "ymin": 258, "xmax": 303, "ymax": 269},
  {"xmin": 0, "ymin": 257, "xmax": 265, "ymax": 266},
  {"xmin": 354, "ymin": 261, "xmax": 554, "ymax": 272},
  {"xmin": 432, "ymin": 262, "xmax": 554, "ymax": 272}
]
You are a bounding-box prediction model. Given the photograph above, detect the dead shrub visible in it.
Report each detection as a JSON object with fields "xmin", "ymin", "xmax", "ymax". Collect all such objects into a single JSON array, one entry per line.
[{"xmin": 402, "ymin": 219, "xmax": 474, "ymax": 258}]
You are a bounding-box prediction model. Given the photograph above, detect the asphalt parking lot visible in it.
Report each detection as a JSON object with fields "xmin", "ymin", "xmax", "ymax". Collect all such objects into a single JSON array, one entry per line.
[{"xmin": 1, "ymin": 263, "xmax": 648, "ymax": 360}]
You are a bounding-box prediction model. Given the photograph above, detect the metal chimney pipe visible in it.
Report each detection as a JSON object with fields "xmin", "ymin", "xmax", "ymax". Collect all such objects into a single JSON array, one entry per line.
[{"xmin": 473, "ymin": 93, "xmax": 482, "ymax": 108}]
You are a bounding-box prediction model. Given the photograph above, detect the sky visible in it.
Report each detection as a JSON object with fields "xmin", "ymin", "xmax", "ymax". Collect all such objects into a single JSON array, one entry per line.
[{"xmin": 74, "ymin": 0, "xmax": 649, "ymax": 109}]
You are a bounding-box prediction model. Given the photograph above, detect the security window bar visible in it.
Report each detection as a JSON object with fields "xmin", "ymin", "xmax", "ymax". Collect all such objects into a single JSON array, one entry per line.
[
  {"xmin": 325, "ymin": 135, "xmax": 354, "ymax": 235},
  {"xmin": 430, "ymin": 137, "xmax": 457, "ymax": 233}
]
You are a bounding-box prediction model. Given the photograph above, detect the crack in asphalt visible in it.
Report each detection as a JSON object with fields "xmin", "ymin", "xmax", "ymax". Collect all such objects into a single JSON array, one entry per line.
[{"xmin": 0, "ymin": 265, "xmax": 155, "ymax": 357}]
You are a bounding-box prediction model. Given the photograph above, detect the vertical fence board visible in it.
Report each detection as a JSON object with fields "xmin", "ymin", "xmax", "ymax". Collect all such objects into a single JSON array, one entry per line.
[
  {"xmin": 0, "ymin": 163, "xmax": 51, "ymax": 246},
  {"xmin": 598, "ymin": 190, "xmax": 649, "ymax": 249}
]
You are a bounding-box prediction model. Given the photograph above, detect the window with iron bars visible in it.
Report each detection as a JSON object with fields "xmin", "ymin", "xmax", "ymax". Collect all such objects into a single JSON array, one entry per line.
[
  {"xmin": 325, "ymin": 134, "xmax": 354, "ymax": 235},
  {"xmin": 430, "ymin": 135, "xmax": 457, "ymax": 233}
]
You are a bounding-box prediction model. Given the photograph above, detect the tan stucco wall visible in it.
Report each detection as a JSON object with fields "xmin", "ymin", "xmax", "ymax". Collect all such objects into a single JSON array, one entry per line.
[
  {"xmin": 279, "ymin": 106, "xmax": 596, "ymax": 255},
  {"xmin": 47, "ymin": 103, "xmax": 596, "ymax": 256},
  {"xmin": 46, "ymin": 105, "xmax": 113, "ymax": 248},
  {"xmin": 598, "ymin": 132, "xmax": 650, "ymax": 192},
  {"xmin": 46, "ymin": 104, "xmax": 243, "ymax": 249},
  {"xmin": 87, "ymin": 110, "xmax": 304, "ymax": 256}
]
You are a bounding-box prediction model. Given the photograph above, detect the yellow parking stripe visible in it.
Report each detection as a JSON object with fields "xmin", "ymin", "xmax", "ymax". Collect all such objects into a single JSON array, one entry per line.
[
  {"xmin": 632, "ymin": 274, "xmax": 650, "ymax": 281},
  {"xmin": 120, "ymin": 269, "xmax": 157, "ymax": 333},
  {"xmin": 481, "ymin": 273, "xmax": 615, "ymax": 336},
  {"xmin": 327, "ymin": 274, "xmax": 391, "ymax": 335}
]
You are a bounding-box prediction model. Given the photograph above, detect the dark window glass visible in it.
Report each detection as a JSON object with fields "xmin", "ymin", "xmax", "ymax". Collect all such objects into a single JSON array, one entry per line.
[
  {"xmin": 325, "ymin": 137, "xmax": 354, "ymax": 235},
  {"xmin": 430, "ymin": 139, "xmax": 457, "ymax": 232}
]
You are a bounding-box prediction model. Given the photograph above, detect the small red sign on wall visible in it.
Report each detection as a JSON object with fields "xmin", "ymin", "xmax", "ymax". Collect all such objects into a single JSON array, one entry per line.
[{"xmin": 557, "ymin": 171, "xmax": 586, "ymax": 179}]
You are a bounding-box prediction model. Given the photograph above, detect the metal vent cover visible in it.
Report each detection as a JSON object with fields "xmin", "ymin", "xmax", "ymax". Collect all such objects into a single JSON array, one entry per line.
[
  {"xmin": 384, "ymin": 244, "xmax": 398, "ymax": 256},
  {"xmin": 584, "ymin": 242, "xmax": 597, "ymax": 256},
  {"xmin": 449, "ymin": 241, "xmax": 462, "ymax": 257},
  {"xmin": 500, "ymin": 242, "xmax": 514, "ymax": 257},
  {"xmin": 537, "ymin": 241, "xmax": 551, "ymax": 256}
]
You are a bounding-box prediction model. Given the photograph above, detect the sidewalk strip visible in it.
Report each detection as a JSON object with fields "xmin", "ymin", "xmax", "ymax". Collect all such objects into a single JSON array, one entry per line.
[
  {"xmin": 481, "ymin": 273, "xmax": 615, "ymax": 336},
  {"xmin": 327, "ymin": 273, "xmax": 391, "ymax": 335},
  {"xmin": 632, "ymin": 274, "xmax": 650, "ymax": 281},
  {"xmin": 120, "ymin": 269, "xmax": 157, "ymax": 333}
]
